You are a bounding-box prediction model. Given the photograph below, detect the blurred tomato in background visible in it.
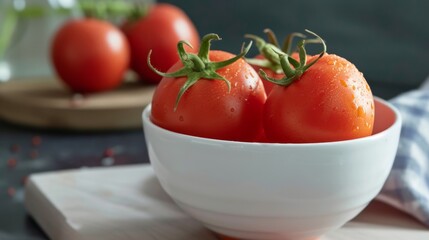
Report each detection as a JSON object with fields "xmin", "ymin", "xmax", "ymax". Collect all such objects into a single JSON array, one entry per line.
[
  {"xmin": 51, "ymin": 18, "xmax": 130, "ymax": 93},
  {"xmin": 123, "ymin": 3, "xmax": 199, "ymax": 84}
]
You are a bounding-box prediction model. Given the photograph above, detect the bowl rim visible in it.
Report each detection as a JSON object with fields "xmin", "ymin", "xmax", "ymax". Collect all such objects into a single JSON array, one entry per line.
[{"xmin": 142, "ymin": 96, "xmax": 402, "ymax": 147}]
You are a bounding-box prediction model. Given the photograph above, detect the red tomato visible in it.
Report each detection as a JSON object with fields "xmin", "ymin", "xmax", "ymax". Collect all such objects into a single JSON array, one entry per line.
[
  {"xmin": 51, "ymin": 19, "xmax": 129, "ymax": 93},
  {"xmin": 124, "ymin": 3, "xmax": 199, "ymax": 83},
  {"xmin": 264, "ymin": 54, "xmax": 374, "ymax": 143},
  {"xmin": 151, "ymin": 50, "xmax": 267, "ymax": 142}
]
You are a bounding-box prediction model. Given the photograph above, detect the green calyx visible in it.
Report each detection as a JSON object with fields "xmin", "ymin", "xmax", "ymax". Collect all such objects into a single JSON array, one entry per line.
[
  {"xmin": 244, "ymin": 29, "xmax": 307, "ymax": 74},
  {"xmin": 259, "ymin": 29, "xmax": 327, "ymax": 87},
  {"xmin": 245, "ymin": 28, "xmax": 325, "ymax": 75},
  {"xmin": 147, "ymin": 33, "xmax": 252, "ymax": 111}
]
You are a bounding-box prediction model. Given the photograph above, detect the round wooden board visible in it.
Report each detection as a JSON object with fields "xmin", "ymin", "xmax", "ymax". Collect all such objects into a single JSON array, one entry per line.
[{"xmin": 0, "ymin": 78, "xmax": 156, "ymax": 131}]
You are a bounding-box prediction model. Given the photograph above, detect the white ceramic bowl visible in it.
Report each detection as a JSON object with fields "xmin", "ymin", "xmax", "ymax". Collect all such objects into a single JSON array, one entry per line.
[{"xmin": 142, "ymin": 97, "xmax": 401, "ymax": 240}]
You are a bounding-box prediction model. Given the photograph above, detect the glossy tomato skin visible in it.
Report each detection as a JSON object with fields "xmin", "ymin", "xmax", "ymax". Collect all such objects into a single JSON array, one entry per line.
[
  {"xmin": 151, "ymin": 51, "xmax": 267, "ymax": 142},
  {"xmin": 264, "ymin": 54, "xmax": 374, "ymax": 143},
  {"xmin": 124, "ymin": 4, "xmax": 199, "ymax": 84},
  {"xmin": 51, "ymin": 19, "xmax": 129, "ymax": 93}
]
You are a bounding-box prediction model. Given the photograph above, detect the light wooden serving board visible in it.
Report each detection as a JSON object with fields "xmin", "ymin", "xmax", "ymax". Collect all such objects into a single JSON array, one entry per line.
[
  {"xmin": 0, "ymin": 78, "xmax": 156, "ymax": 130},
  {"xmin": 25, "ymin": 164, "xmax": 429, "ymax": 240}
]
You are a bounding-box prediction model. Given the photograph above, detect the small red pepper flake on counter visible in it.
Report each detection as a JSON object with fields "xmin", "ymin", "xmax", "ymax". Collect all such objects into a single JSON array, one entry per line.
[
  {"xmin": 32, "ymin": 136, "xmax": 42, "ymax": 146},
  {"xmin": 7, "ymin": 187, "xmax": 16, "ymax": 197},
  {"xmin": 7, "ymin": 158, "xmax": 17, "ymax": 168},
  {"xmin": 21, "ymin": 176, "xmax": 29, "ymax": 185},
  {"xmin": 10, "ymin": 144, "xmax": 20, "ymax": 153},
  {"xmin": 30, "ymin": 150, "xmax": 39, "ymax": 159},
  {"xmin": 103, "ymin": 148, "xmax": 115, "ymax": 158}
]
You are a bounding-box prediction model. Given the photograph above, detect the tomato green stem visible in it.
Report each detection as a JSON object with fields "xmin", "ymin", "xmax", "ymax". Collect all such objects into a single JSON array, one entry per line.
[
  {"xmin": 177, "ymin": 40, "xmax": 192, "ymax": 62},
  {"xmin": 198, "ymin": 34, "xmax": 221, "ymax": 62},
  {"xmin": 278, "ymin": 51, "xmax": 295, "ymax": 77},
  {"xmin": 259, "ymin": 29, "xmax": 327, "ymax": 87},
  {"xmin": 187, "ymin": 54, "xmax": 206, "ymax": 71},
  {"xmin": 244, "ymin": 30, "xmax": 308, "ymax": 74},
  {"xmin": 282, "ymin": 32, "xmax": 306, "ymax": 55},
  {"xmin": 147, "ymin": 33, "xmax": 252, "ymax": 111},
  {"xmin": 211, "ymin": 42, "xmax": 251, "ymax": 69},
  {"xmin": 264, "ymin": 28, "xmax": 280, "ymax": 47}
]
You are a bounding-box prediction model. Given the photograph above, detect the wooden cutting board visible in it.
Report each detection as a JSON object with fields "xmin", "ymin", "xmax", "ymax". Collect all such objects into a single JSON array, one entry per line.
[
  {"xmin": 0, "ymin": 78, "xmax": 156, "ymax": 130},
  {"xmin": 25, "ymin": 164, "xmax": 429, "ymax": 240}
]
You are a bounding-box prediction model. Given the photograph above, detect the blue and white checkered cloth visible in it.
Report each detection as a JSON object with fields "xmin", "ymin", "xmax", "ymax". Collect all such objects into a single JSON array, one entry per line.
[{"xmin": 377, "ymin": 83, "xmax": 429, "ymax": 226}]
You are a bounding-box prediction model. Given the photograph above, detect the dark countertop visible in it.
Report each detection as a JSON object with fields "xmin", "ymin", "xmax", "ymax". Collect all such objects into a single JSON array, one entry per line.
[{"xmin": 0, "ymin": 120, "xmax": 149, "ymax": 240}]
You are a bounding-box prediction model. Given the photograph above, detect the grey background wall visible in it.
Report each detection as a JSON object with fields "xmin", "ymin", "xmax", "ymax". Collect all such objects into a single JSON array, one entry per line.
[{"xmin": 160, "ymin": 0, "xmax": 428, "ymax": 99}]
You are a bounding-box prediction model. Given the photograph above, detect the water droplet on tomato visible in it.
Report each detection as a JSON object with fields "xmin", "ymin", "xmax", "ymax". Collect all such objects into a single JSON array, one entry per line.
[
  {"xmin": 179, "ymin": 116, "xmax": 184, "ymax": 122},
  {"xmin": 365, "ymin": 84, "xmax": 370, "ymax": 91},
  {"xmin": 357, "ymin": 106, "xmax": 365, "ymax": 118},
  {"xmin": 365, "ymin": 122, "xmax": 370, "ymax": 128}
]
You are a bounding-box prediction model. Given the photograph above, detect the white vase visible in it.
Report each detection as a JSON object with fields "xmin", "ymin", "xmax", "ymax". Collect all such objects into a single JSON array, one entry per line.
[
  {"xmin": 0, "ymin": 0, "xmax": 80, "ymax": 82},
  {"xmin": 0, "ymin": 0, "xmax": 155, "ymax": 83}
]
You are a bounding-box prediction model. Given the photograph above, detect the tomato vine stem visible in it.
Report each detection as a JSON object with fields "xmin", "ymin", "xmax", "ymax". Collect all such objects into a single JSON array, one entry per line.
[
  {"xmin": 259, "ymin": 29, "xmax": 327, "ymax": 87},
  {"xmin": 245, "ymin": 29, "xmax": 325, "ymax": 75}
]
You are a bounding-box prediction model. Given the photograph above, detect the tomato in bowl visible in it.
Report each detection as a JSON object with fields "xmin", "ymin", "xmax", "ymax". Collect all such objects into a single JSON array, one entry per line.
[
  {"xmin": 142, "ymin": 97, "xmax": 401, "ymax": 240},
  {"xmin": 142, "ymin": 30, "xmax": 401, "ymax": 240}
]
